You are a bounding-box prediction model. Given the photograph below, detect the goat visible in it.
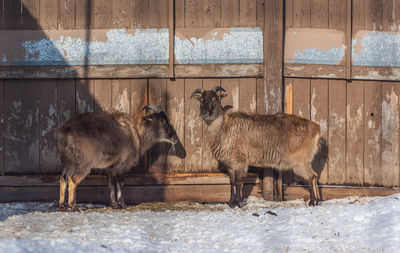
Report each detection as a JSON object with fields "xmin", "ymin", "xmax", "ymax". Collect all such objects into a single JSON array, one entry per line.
[
  {"xmin": 191, "ymin": 87, "xmax": 322, "ymax": 207},
  {"xmin": 58, "ymin": 105, "xmax": 180, "ymax": 211}
]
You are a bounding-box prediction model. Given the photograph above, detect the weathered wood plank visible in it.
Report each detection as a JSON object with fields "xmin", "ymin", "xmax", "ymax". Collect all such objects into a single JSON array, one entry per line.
[
  {"xmin": 175, "ymin": 0, "xmax": 185, "ymax": 28},
  {"xmin": 239, "ymin": 78, "xmax": 257, "ymax": 113},
  {"xmin": 39, "ymin": 0, "xmax": 58, "ymax": 29},
  {"xmin": 310, "ymin": 0, "xmax": 328, "ymax": 28},
  {"xmin": 364, "ymin": 81, "xmax": 382, "ymax": 186},
  {"xmin": 256, "ymin": 0, "xmax": 265, "ymax": 29},
  {"xmin": 293, "ymin": 0, "xmax": 310, "ymax": 28},
  {"xmin": 185, "ymin": 0, "xmax": 203, "ymax": 28},
  {"xmin": 76, "ymin": 80, "xmax": 95, "ymax": 113},
  {"xmin": 131, "ymin": 0, "xmax": 149, "ymax": 28},
  {"xmin": 352, "ymin": 0, "xmax": 365, "ymax": 35},
  {"xmin": 381, "ymin": 82, "xmax": 400, "ymax": 186},
  {"xmin": 346, "ymin": 81, "xmax": 364, "ymax": 185},
  {"xmin": 0, "ymin": 183, "xmax": 262, "ymax": 204},
  {"xmin": 94, "ymin": 79, "xmax": 112, "ymax": 112},
  {"xmin": 166, "ymin": 79, "xmax": 186, "ymax": 173},
  {"xmin": 204, "ymin": 0, "xmax": 221, "ymax": 28},
  {"xmin": 240, "ymin": 0, "xmax": 257, "ymax": 27},
  {"xmin": 184, "ymin": 79, "xmax": 203, "ymax": 172},
  {"xmin": 39, "ymin": 80, "xmax": 58, "ymax": 174},
  {"xmin": 328, "ymin": 80, "xmax": 346, "ymax": 185},
  {"xmin": 310, "ymin": 79, "xmax": 329, "ymax": 185},
  {"xmin": 264, "ymin": 0, "xmax": 283, "ymax": 114},
  {"xmin": 329, "ymin": 0, "xmax": 347, "ymax": 31},
  {"xmin": 364, "ymin": 0, "xmax": 383, "ymax": 31},
  {"xmin": 112, "ymin": 79, "xmax": 131, "ymax": 114},
  {"xmin": 148, "ymin": 0, "xmax": 168, "ymax": 28},
  {"xmin": 4, "ymin": 0, "xmax": 21, "ymax": 29},
  {"xmin": 92, "ymin": 0, "xmax": 112, "ymax": 29},
  {"xmin": 4, "ymin": 80, "xmax": 40, "ymax": 174},
  {"xmin": 293, "ymin": 78, "xmax": 310, "ymax": 119},
  {"xmin": 283, "ymin": 78, "xmax": 293, "ymax": 114},
  {"xmin": 202, "ymin": 79, "xmax": 220, "ymax": 173},
  {"xmin": 75, "ymin": 0, "xmax": 88, "ymax": 28},
  {"xmin": 285, "ymin": 0, "xmax": 294, "ymax": 29},
  {"xmin": 0, "ymin": 64, "xmax": 263, "ymax": 79},
  {"xmin": 284, "ymin": 64, "xmax": 346, "ymax": 79},
  {"xmin": 256, "ymin": 78, "xmax": 265, "ymax": 114},
  {"xmin": 112, "ymin": 0, "xmax": 132, "ymax": 28},
  {"xmin": 148, "ymin": 79, "xmax": 168, "ymax": 173},
  {"xmin": 57, "ymin": 0, "xmax": 75, "ymax": 29},
  {"xmin": 21, "ymin": 0, "xmax": 40, "ymax": 29},
  {"xmin": 221, "ymin": 0, "xmax": 240, "ymax": 27}
]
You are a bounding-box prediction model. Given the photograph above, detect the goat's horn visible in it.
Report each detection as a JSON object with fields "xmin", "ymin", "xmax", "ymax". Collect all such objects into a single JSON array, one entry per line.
[
  {"xmin": 190, "ymin": 88, "xmax": 204, "ymax": 99},
  {"xmin": 212, "ymin": 86, "xmax": 226, "ymax": 93},
  {"xmin": 143, "ymin": 104, "xmax": 162, "ymax": 115}
]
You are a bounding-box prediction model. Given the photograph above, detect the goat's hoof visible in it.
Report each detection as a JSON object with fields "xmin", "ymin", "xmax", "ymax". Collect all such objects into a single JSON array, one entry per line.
[
  {"xmin": 69, "ymin": 205, "xmax": 78, "ymax": 212},
  {"xmin": 59, "ymin": 203, "xmax": 67, "ymax": 211},
  {"xmin": 111, "ymin": 203, "xmax": 120, "ymax": 209},
  {"xmin": 228, "ymin": 201, "xmax": 237, "ymax": 208},
  {"xmin": 309, "ymin": 199, "xmax": 318, "ymax": 206},
  {"xmin": 118, "ymin": 202, "xmax": 127, "ymax": 209}
]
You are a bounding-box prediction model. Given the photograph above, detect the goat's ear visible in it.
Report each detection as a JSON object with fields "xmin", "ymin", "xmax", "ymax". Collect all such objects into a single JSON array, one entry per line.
[{"xmin": 218, "ymin": 94, "xmax": 227, "ymax": 100}]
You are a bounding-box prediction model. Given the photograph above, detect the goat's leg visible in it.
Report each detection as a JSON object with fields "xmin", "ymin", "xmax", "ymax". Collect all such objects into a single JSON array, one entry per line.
[
  {"xmin": 234, "ymin": 167, "xmax": 247, "ymax": 208},
  {"xmin": 293, "ymin": 164, "xmax": 319, "ymax": 206},
  {"xmin": 107, "ymin": 175, "xmax": 119, "ymax": 209},
  {"xmin": 273, "ymin": 170, "xmax": 283, "ymax": 202},
  {"xmin": 59, "ymin": 172, "xmax": 67, "ymax": 211},
  {"xmin": 227, "ymin": 168, "xmax": 236, "ymax": 208},
  {"xmin": 116, "ymin": 177, "xmax": 126, "ymax": 209},
  {"xmin": 312, "ymin": 175, "xmax": 321, "ymax": 202},
  {"xmin": 67, "ymin": 173, "xmax": 87, "ymax": 211}
]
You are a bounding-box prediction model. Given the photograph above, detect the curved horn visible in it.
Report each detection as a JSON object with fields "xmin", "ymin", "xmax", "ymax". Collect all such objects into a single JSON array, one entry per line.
[
  {"xmin": 143, "ymin": 104, "xmax": 162, "ymax": 115},
  {"xmin": 212, "ymin": 86, "xmax": 226, "ymax": 93},
  {"xmin": 190, "ymin": 88, "xmax": 204, "ymax": 99}
]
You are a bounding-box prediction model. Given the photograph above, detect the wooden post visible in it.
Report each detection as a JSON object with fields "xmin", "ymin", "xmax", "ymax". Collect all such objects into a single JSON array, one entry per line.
[
  {"xmin": 169, "ymin": 0, "xmax": 175, "ymax": 78},
  {"xmin": 346, "ymin": 0, "xmax": 352, "ymax": 80},
  {"xmin": 262, "ymin": 0, "xmax": 284, "ymax": 200}
]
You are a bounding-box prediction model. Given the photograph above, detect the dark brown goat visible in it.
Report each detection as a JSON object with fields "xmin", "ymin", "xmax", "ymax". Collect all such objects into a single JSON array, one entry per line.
[
  {"xmin": 58, "ymin": 105, "xmax": 179, "ymax": 211},
  {"xmin": 191, "ymin": 87, "xmax": 322, "ymax": 207}
]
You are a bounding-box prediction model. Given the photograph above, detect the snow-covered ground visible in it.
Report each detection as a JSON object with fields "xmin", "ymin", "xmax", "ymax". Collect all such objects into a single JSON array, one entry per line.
[{"xmin": 0, "ymin": 194, "xmax": 399, "ymax": 253}]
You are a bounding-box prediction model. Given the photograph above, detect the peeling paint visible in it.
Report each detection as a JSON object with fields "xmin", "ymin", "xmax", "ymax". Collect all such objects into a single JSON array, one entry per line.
[
  {"xmin": 285, "ymin": 28, "xmax": 346, "ymax": 65},
  {"xmin": 231, "ymin": 86, "xmax": 239, "ymax": 110},
  {"xmin": 113, "ymin": 87, "xmax": 130, "ymax": 113},
  {"xmin": 382, "ymin": 89, "xmax": 399, "ymax": 142},
  {"xmin": 0, "ymin": 29, "xmax": 168, "ymax": 66},
  {"xmin": 175, "ymin": 28, "xmax": 263, "ymax": 64},
  {"xmin": 353, "ymin": 30, "xmax": 400, "ymax": 67},
  {"xmin": 249, "ymin": 94, "xmax": 256, "ymax": 112}
]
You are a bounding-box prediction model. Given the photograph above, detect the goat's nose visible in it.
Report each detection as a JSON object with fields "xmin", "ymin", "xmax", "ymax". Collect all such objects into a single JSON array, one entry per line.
[{"xmin": 201, "ymin": 110, "xmax": 209, "ymax": 116}]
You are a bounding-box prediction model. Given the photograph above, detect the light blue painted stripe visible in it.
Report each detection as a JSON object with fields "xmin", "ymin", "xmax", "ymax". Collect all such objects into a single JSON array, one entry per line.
[
  {"xmin": 174, "ymin": 27, "xmax": 263, "ymax": 64},
  {"xmin": 352, "ymin": 31, "xmax": 400, "ymax": 67},
  {"xmin": 289, "ymin": 45, "xmax": 346, "ymax": 65}
]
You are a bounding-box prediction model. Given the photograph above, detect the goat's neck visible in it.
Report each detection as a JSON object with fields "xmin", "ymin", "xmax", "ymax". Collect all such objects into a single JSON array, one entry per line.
[
  {"xmin": 206, "ymin": 112, "xmax": 226, "ymax": 138},
  {"xmin": 137, "ymin": 124, "xmax": 154, "ymax": 156}
]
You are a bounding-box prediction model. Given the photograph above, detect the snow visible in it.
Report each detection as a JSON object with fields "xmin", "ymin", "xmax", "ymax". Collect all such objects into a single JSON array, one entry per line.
[{"xmin": 0, "ymin": 194, "xmax": 400, "ymax": 252}]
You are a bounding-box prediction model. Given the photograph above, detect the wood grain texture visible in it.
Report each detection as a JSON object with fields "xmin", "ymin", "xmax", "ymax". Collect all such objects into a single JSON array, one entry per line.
[
  {"xmin": 329, "ymin": 0, "xmax": 346, "ymax": 31},
  {"xmin": 4, "ymin": 80, "xmax": 40, "ymax": 174},
  {"xmin": 328, "ymin": 80, "xmax": 346, "ymax": 185},
  {"xmin": 184, "ymin": 79, "xmax": 203, "ymax": 172},
  {"xmin": 149, "ymin": 0, "xmax": 168, "ymax": 28},
  {"xmin": 185, "ymin": 0, "xmax": 203, "ymax": 28},
  {"xmin": 94, "ymin": 79, "xmax": 112, "ymax": 112},
  {"xmin": 76, "ymin": 80, "xmax": 95, "ymax": 113},
  {"xmin": 39, "ymin": 80, "xmax": 58, "ymax": 174},
  {"xmin": 39, "ymin": 0, "xmax": 58, "ymax": 29},
  {"xmin": 381, "ymin": 82, "xmax": 400, "ymax": 186},
  {"xmin": 21, "ymin": 0, "xmax": 40, "ymax": 29},
  {"xmin": 112, "ymin": 0, "xmax": 132, "ymax": 28},
  {"xmin": 131, "ymin": 0, "xmax": 149, "ymax": 28},
  {"xmin": 256, "ymin": 0, "xmax": 265, "ymax": 29},
  {"xmin": 239, "ymin": 78, "xmax": 257, "ymax": 113},
  {"xmin": 352, "ymin": 0, "xmax": 365, "ymax": 35},
  {"xmin": 285, "ymin": 0, "xmax": 294, "ymax": 28},
  {"xmin": 57, "ymin": 0, "xmax": 75, "ymax": 29},
  {"xmin": 364, "ymin": 81, "xmax": 382, "ymax": 186},
  {"xmin": 293, "ymin": 0, "xmax": 310, "ymax": 28},
  {"xmin": 204, "ymin": 0, "xmax": 221, "ymax": 28},
  {"xmin": 293, "ymin": 78, "xmax": 310, "ymax": 119},
  {"xmin": 221, "ymin": 78, "xmax": 239, "ymax": 111},
  {"xmin": 240, "ymin": 0, "xmax": 257, "ymax": 27},
  {"xmin": 346, "ymin": 81, "xmax": 364, "ymax": 185},
  {"xmin": 75, "ymin": 0, "xmax": 89, "ymax": 29},
  {"xmin": 112, "ymin": 79, "xmax": 131, "ymax": 114},
  {"xmin": 310, "ymin": 0, "xmax": 328, "ymax": 28},
  {"xmin": 364, "ymin": 0, "xmax": 383, "ymax": 31},
  {"xmin": 92, "ymin": 0, "xmax": 112, "ymax": 29},
  {"xmin": 4, "ymin": 0, "xmax": 21, "ymax": 29},
  {"xmin": 221, "ymin": 0, "xmax": 240, "ymax": 27},
  {"xmin": 175, "ymin": 0, "xmax": 185, "ymax": 28}
]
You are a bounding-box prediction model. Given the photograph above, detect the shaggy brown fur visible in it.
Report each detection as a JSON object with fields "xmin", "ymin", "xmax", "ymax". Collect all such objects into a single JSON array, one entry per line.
[
  {"xmin": 58, "ymin": 106, "xmax": 179, "ymax": 211},
  {"xmin": 191, "ymin": 88, "xmax": 322, "ymax": 207}
]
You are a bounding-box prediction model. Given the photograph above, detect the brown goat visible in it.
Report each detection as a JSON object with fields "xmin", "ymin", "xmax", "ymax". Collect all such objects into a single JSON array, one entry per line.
[
  {"xmin": 191, "ymin": 87, "xmax": 322, "ymax": 207},
  {"xmin": 58, "ymin": 105, "xmax": 180, "ymax": 211}
]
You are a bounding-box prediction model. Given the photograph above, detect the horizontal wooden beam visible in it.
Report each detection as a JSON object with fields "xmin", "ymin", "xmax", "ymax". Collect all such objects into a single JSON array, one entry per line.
[
  {"xmin": 0, "ymin": 64, "xmax": 263, "ymax": 79},
  {"xmin": 284, "ymin": 63, "xmax": 346, "ymax": 79}
]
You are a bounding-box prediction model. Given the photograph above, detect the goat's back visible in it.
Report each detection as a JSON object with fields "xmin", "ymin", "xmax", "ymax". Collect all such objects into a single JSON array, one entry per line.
[
  {"xmin": 217, "ymin": 112, "xmax": 320, "ymax": 168},
  {"xmin": 58, "ymin": 111, "xmax": 137, "ymax": 168}
]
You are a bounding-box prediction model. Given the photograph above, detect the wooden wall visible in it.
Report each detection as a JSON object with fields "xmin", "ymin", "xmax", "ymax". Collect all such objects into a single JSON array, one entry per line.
[{"xmin": 284, "ymin": 0, "xmax": 400, "ymax": 187}]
